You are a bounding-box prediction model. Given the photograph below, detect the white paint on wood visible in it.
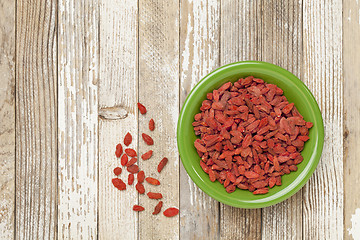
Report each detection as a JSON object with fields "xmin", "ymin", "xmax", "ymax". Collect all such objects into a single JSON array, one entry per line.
[
  {"xmin": 261, "ymin": 1, "xmax": 303, "ymax": 239},
  {"xmin": 344, "ymin": 0, "xmax": 360, "ymax": 238},
  {"xmin": 302, "ymin": 0, "xmax": 343, "ymax": 239},
  {"xmin": 220, "ymin": 1, "xmax": 262, "ymax": 239},
  {"xmin": 348, "ymin": 208, "xmax": 360, "ymax": 239},
  {"xmin": 15, "ymin": 1, "xmax": 58, "ymax": 239},
  {"xmin": 98, "ymin": 1, "xmax": 138, "ymax": 239},
  {"xmin": 179, "ymin": 0, "xmax": 220, "ymax": 239},
  {"xmin": 0, "ymin": 0, "xmax": 15, "ymax": 238},
  {"xmin": 58, "ymin": 0, "xmax": 98, "ymax": 239},
  {"xmin": 138, "ymin": 0, "xmax": 179, "ymax": 239}
]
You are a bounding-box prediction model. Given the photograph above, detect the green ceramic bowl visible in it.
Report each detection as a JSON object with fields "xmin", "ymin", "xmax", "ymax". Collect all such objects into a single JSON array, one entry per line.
[{"xmin": 177, "ymin": 61, "xmax": 324, "ymax": 208}]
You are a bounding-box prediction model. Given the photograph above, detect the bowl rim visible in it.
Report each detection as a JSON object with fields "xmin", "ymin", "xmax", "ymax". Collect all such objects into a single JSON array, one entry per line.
[{"xmin": 177, "ymin": 61, "xmax": 324, "ymax": 208}]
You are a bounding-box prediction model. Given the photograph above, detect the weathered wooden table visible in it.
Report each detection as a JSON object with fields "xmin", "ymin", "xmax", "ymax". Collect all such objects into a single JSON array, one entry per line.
[{"xmin": 1, "ymin": 0, "xmax": 359, "ymax": 239}]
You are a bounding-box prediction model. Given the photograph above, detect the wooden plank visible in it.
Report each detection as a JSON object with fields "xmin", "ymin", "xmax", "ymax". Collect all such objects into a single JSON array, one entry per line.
[
  {"xmin": 0, "ymin": 0, "xmax": 15, "ymax": 238},
  {"xmin": 261, "ymin": 1, "xmax": 303, "ymax": 239},
  {"xmin": 138, "ymin": 0, "xmax": 179, "ymax": 239},
  {"xmin": 220, "ymin": 1, "xmax": 262, "ymax": 239},
  {"xmin": 302, "ymin": 0, "xmax": 343, "ymax": 239},
  {"xmin": 98, "ymin": 1, "xmax": 138, "ymax": 239},
  {"xmin": 15, "ymin": 0, "xmax": 57, "ymax": 239},
  {"xmin": 343, "ymin": 1, "xmax": 360, "ymax": 239},
  {"xmin": 179, "ymin": 0, "xmax": 220, "ymax": 239},
  {"xmin": 58, "ymin": 1, "xmax": 99, "ymax": 239}
]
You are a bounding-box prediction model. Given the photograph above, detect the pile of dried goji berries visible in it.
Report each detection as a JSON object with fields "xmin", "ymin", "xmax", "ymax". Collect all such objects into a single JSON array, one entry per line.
[
  {"xmin": 192, "ymin": 76, "xmax": 313, "ymax": 195},
  {"xmin": 112, "ymin": 102, "xmax": 179, "ymax": 217}
]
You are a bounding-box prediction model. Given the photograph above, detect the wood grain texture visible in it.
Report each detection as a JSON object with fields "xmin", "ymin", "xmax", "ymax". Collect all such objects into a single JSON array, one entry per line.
[
  {"xmin": 0, "ymin": 0, "xmax": 15, "ymax": 238},
  {"xmin": 302, "ymin": 0, "xmax": 343, "ymax": 239},
  {"xmin": 15, "ymin": 0, "xmax": 58, "ymax": 239},
  {"xmin": 220, "ymin": 1, "xmax": 262, "ymax": 239},
  {"xmin": 58, "ymin": 0, "xmax": 99, "ymax": 239},
  {"xmin": 343, "ymin": 0, "xmax": 360, "ymax": 239},
  {"xmin": 138, "ymin": 0, "xmax": 179, "ymax": 239},
  {"xmin": 98, "ymin": 1, "xmax": 138, "ymax": 239},
  {"xmin": 179, "ymin": 0, "xmax": 220, "ymax": 239},
  {"xmin": 261, "ymin": 1, "xmax": 303, "ymax": 239}
]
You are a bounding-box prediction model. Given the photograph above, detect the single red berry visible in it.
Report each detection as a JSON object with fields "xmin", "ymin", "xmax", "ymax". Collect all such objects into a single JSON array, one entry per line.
[{"xmin": 113, "ymin": 167, "xmax": 122, "ymax": 176}]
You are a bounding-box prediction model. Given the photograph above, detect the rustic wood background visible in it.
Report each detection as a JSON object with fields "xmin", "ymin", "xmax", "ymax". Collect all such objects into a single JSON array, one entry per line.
[{"xmin": 0, "ymin": 0, "xmax": 358, "ymax": 239}]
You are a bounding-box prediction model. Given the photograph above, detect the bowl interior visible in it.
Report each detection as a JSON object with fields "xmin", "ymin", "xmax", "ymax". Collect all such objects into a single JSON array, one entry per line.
[{"xmin": 177, "ymin": 61, "xmax": 324, "ymax": 208}]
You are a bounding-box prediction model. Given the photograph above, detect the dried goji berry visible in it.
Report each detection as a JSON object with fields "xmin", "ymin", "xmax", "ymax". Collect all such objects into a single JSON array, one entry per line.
[
  {"xmin": 276, "ymin": 176, "xmax": 282, "ymax": 186},
  {"xmin": 137, "ymin": 170, "xmax": 145, "ymax": 183},
  {"xmin": 269, "ymin": 176, "xmax": 276, "ymax": 188},
  {"xmin": 209, "ymin": 170, "xmax": 216, "ymax": 182},
  {"xmin": 141, "ymin": 150, "xmax": 153, "ymax": 160},
  {"xmin": 194, "ymin": 140, "xmax": 207, "ymax": 153},
  {"xmin": 289, "ymin": 164, "xmax": 298, "ymax": 172},
  {"xmin": 137, "ymin": 102, "xmax": 147, "ymax": 114},
  {"xmin": 125, "ymin": 148, "xmax": 137, "ymax": 157},
  {"xmin": 298, "ymin": 135, "xmax": 310, "ymax": 142},
  {"xmin": 273, "ymin": 156, "xmax": 281, "ymax": 172},
  {"xmin": 142, "ymin": 133, "xmax": 154, "ymax": 145},
  {"xmin": 147, "ymin": 192, "xmax": 163, "ymax": 199},
  {"xmin": 133, "ymin": 205, "xmax": 145, "ymax": 211},
  {"xmin": 112, "ymin": 178, "xmax": 126, "ymax": 190},
  {"xmin": 128, "ymin": 173, "xmax": 134, "ymax": 185},
  {"xmin": 244, "ymin": 171, "xmax": 260, "ymax": 179},
  {"xmin": 113, "ymin": 167, "xmax": 122, "ymax": 176},
  {"xmin": 135, "ymin": 182, "xmax": 145, "ymax": 194},
  {"xmin": 306, "ymin": 122, "xmax": 313, "ymax": 128},
  {"xmin": 157, "ymin": 157, "xmax": 168, "ymax": 173},
  {"xmin": 149, "ymin": 119, "xmax": 155, "ymax": 131},
  {"xmin": 163, "ymin": 207, "xmax": 179, "ymax": 217},
  {"xmin": 124, "ymin": 132, "xmax": 132, "ymax": 146},
  {"xmin": 226, "ymin": 171, "xmax": 236, "ymax": 183},
  {"xmin": 282, "ymin": 103, "xmax": 294, "ymax": 114},
  {"xmin": 121, "ymin": 154, "xmax": 128, "ymax": 166},
  {"xmin": 127, "ymin": 164, "xmax": 139, "ymax": 174},
  {"xmin": 115, "ymin": 143, "xmax": 123, "ymax": 157},
  {"xmin": 252, "ymin": 180, "xmax": 267, "ymax": 189},
  {"xmin": 145, "ymin": 177, "xmax": 160, "ymax": 185},
  {"xmin": 226, "ymin": 184, "xmax": 236, "ymax": 193},
  {"xmin": 126, "ymin": 157, "xmax": 137, "ymax": 167},
  {"xmin": 253, "ymin": 188, "xmax": 269, "ymax": 194},
  {"xmin": 152, "ymin": 201, "xmax": 163, "ymax": 215}
]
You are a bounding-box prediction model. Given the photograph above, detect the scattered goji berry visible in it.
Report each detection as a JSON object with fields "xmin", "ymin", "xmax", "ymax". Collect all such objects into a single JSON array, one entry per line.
[
  {"xmin": 128, "ymin": 173, "xmax": 134, "ymax": 185},
  {"xmin": 137, "ymin": 171, "xmax": 145, "ymax": 183},
  {"xmin": 147, "ymin": 192, "xmax": 163, "ymax": 199},
  {"xmin": 135, "ymin": 182, "xmax": 145, "ymax": 194},
  {"xmin": 142, "ymin": 133, "xmax": 154, "ymax": 145},
  {"xmin": 145, "ymin": 177, "xmax": 160, "ymax": 185},
  {"xmin": 112, "ymin": 178, "xmax": 126, "ymax": 190},
  {"xmin": 163, "ymin": 207, "xmax": 179, "ymax": 217},
  {"xmin": 133, "ymin": 205, "xmax": 145, "ymax": 211},
  {"xmin": 152, "ymin": 201, "xmax": 163, "ymax": 215},
  {"xmin": 157, "ymin": 157, "xmax": 168, "ymax": 173},
  {"xmin": 113, "ymin": 167, "xmax": 122, "ymax": 176},
  {"xmin": 124, "ymin": 132, "xmax": 132, "ymax": 146},
  {"xmin": 125, "ymin": 148, "xmax": 137, "ymax": 157},
  {"xmin": 115, "ymin": 143, "xmax": 123, "ymax": 158},
  {"xmin": 121, "ymin": 154, "xmax": 128, "ymax": 166},
  {"xmin": 126, "ymin": 157, "xmax": 137, "ymax": 167},
  {"xmin": 127, "ymin": 164, "xmax": 139, "ymax": 174},
  {"xmin": 141, "ymin": 150, "xmax": 153, "ymax": 160},
  {"xmin": 137, "ymin": 103, "xmax": 147, "ymax": 114},
  {"xmin": 149, "ymin": 119, "xmax": 155, "ymax": 131}
]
